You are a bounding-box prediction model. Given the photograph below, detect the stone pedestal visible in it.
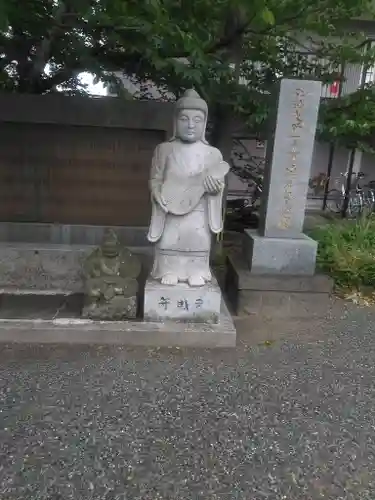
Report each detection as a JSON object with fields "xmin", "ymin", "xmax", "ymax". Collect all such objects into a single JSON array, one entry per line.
[
  {"xmin": 244, "ymin": 229, "xmax": 317, "ymax": 276},
  {"xmin": 225, "ymin": 253, "xmax": 333, "ymax": 318},
  {"xmin": 144, "ymin": 275, "xmax": 221, "ymax": 324}
]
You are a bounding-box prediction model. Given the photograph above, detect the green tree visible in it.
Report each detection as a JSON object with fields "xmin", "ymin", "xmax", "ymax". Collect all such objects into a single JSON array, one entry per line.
[
  {"xmin": 318, "ymin": 83, "xmax": 375, "ymax": 152},
  {"xmin": 98, "ymin": 0, "xmax": 375, "ymax": 152},
  {"xmin": 0, "ymin": 0, "xmax": 374, "ymax": 150}
]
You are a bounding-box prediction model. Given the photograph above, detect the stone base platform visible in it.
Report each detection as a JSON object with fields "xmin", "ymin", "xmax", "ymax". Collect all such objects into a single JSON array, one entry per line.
[
  {"xmin": 226, "ymin": 253, "xmax": 333, "ymax": 318},
  {"xmin": 0, "ymin": 300, "xmax": 236, "ymax": 348},
  {"xmin": 144, "ymin": 276, "xmax": 221, "ymax": 324},
  {"xmin": 244, "ymin": 229, "xmax": 318, "ymax": 275}
]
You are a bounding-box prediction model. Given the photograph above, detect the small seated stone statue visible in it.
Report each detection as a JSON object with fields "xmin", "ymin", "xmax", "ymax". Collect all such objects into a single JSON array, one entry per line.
[{"xmin": 82, "ymin": 229, "xmax": 141, "ymax": 320}]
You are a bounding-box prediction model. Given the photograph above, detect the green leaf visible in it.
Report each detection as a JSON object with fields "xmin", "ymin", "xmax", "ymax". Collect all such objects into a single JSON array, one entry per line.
[
  {"xmin": 261, "ymin": 7, "xmax": 275, "ymax": 25},
  {"xmin": 153, "ymin": 59, "xmax": 168, "ymax": 70}
]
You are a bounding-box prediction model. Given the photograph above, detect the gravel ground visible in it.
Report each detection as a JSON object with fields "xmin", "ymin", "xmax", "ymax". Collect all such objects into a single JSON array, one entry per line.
[{"xmin": 0, "ymin": 301, "xmax": 375, "ymax": 499}]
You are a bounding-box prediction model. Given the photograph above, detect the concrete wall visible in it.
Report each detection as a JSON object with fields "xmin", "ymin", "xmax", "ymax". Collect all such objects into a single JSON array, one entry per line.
[
  {"xmin": 107, "ymin": 73, "xmax": 175, "ymax": 100},
  {"xmin": 360, "ymin": 151, "xmax": 375, "ymax": 177}
]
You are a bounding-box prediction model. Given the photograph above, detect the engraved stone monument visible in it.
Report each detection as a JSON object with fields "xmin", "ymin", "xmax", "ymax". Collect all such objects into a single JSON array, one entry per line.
[
  {"xmin": 144, "ymin": 89, "xmax": 229, "ymax": 323},
  {"xmin": 244, "ymin": 78, "xmax": 322, "ymax": 275},
  {"xmin": 82, "ymin": 229, "xmax": 141, "ymax": 320}
]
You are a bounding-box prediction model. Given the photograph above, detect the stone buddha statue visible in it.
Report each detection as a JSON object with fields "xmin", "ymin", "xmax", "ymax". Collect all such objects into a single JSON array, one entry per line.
[
  {"xmin": 147, "ymin": 89, "xmax": 229, "ymax": 287},
  {"xmin": 82, "ymin": 229, "xmax": 141, "ymax": 319}
]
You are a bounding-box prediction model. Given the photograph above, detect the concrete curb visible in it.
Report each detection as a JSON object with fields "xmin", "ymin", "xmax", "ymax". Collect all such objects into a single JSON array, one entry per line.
[{"xmin": 0, "ymin": 301, "xmax": 236, "ymax": 348}]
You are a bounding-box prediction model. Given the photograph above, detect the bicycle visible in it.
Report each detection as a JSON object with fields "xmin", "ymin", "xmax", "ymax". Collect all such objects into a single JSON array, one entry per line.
[
  {"xmin": 365, "ymin": 179, "xmax": 375, "ymax": 212},
  {"xmin": 226, "ymin": 175, "xmax": 263, "ymax": 231},
  {"xmin": 309, "ymin": 172, "xmax": 329, "ymax": 197},
  {"xmin": 326, "ymin": 171, "xmax": 372, "ymax": 217}
]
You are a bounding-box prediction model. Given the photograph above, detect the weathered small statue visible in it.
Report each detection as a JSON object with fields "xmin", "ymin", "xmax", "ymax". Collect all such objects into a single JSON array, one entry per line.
[
  {"xmin": 147, "ymin": 89, "xmax": 229, "ymax": 287},
  {"xmin": 82, "ymin": 229, "xmax": 141, "ymax": 320}
]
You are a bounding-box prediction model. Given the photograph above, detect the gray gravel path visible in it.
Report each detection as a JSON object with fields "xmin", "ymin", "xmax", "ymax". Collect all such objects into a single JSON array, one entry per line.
[{"xmin": 0, "ymin": 301, "xmax": 375, "ymax": 499}]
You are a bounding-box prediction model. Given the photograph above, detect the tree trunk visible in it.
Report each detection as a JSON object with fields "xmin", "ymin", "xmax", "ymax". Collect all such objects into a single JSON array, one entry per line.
[
  {"xmin": 211, "ymin": 104, "xmax": 234, "ymax": 161},
  {"xmin": 210, "ymin": 13, "xmax": 243, "ymax": 256},
  {"xmin": 28, "ymin": 1, "xmax": 69, "ymax": 92}
]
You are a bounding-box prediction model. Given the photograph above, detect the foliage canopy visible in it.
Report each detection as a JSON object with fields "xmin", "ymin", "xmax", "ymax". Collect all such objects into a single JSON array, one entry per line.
[{"xmin": 0, "ymin": 0, "xmax": 374, "ymax": 144}]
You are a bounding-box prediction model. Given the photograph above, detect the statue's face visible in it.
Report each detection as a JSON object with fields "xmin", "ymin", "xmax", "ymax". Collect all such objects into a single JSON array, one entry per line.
[
  {"xmin": 176, "ymin": 109, "xmax": 205, "ymax": 143},
  {"xmin": 102, "ymin": 243, "xmax": 119, "ymax": 258}
]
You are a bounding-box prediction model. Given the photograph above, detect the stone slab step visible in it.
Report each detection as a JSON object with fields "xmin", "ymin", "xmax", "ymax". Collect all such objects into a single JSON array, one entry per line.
[{"xmin": 0, "ymin": 300, "xmax": 236, "ymax": 348}]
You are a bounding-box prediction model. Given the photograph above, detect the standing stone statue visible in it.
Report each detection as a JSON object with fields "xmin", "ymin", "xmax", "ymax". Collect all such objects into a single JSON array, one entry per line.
[
  {"xmin": 82, "ymin": 229, "xmax": 141, "ymax": 320},
  {"xmin": 147, "ymin": 89, "xmax": 229, "ymax": 287}
]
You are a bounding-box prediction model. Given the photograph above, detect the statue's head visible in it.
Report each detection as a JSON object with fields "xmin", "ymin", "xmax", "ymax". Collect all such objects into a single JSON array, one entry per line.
[
  {"xmin": 171, "ymin": 89, "xmax": 208, "ymax": 144},
  {"xmin": 101, "ymin": 229, "xmax": 120, "ymax": 258}
]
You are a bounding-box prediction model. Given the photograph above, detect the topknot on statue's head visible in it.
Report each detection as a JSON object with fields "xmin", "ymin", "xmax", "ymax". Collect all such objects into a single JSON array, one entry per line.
[
  {"xmin": 175, "ymin": 88, "xmax": 208, "ymax": 116},
  {"xmin": 101, "ymin": 228, "xmax": 120, "ymax": 257}
]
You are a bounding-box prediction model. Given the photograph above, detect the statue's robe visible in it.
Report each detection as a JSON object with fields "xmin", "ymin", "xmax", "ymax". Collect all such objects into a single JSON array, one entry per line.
[{"xmin": 147, "ymin": 140, "xmax": 229, "ymax": 283}]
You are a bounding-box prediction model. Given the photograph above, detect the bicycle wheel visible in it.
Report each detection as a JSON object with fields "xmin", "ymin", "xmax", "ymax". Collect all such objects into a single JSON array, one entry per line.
[
  {"xmin": 363, "ymin": 187, "xmax": 375, "ymax": 213},
  {"xmin": 326, "ymin": 189, "xmax": 342, "ymax": 213},
  {"xmin": 347, "ymin": 193, "xmax": 363, "ymax": 218}
]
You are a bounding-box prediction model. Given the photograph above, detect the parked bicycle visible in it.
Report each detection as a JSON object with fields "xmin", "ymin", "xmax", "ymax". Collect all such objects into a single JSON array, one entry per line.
[
  {"xmin": 326, "ymin": 171, "xmax": 375, "ymax": 217},
  {"xmin": 309, "ymin": 172, "xmax": 329, "ymax": 197},
  {"xmin": 226, "ymin": 174, "xmax": 263, "ymax": 230}
]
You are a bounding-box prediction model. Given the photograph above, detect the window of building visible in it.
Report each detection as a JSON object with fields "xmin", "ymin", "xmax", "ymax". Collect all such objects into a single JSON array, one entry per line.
[{"xmin": 361, "ymin": 40, "xmax": 375, "ymax": 85}]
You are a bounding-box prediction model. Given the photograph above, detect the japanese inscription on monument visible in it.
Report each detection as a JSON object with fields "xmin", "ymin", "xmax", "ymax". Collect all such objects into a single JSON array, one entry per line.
[
  {"xmin": 158, "ymin": 297, "xmax": 204, "ymax": 312},
  {"xmin": 158, "ymin": 296, "xmax": 170, "ymax": 310},
  {"xmin": 279, "ymin": 87, "xmax": 305, "ymax": 230},
  {"xmin": 258, "ymin": 79, "xmax": 322, "ymax": 238}
]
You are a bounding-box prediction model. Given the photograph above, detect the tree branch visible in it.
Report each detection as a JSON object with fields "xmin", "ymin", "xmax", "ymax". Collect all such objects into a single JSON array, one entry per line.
[
  {"xmin": 31, "ymin": 66, "xmax": 81, "ymax": 93},
  {"xmin": 29, "ymin": 1, "xmax": 69, "ymax": 83}
]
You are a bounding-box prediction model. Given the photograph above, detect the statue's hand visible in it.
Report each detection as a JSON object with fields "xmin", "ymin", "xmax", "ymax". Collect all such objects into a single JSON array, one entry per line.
[
  {"xmin": 153, "ymin": 189, "xmax": 168, "ymax": 213},
  {"xmin": 103, "ymin": 286, "xmax": 116, "ymax": 301},
  {"xmin": 204, "ymin": 175, "xmax": 224, "ymax": 194}
]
